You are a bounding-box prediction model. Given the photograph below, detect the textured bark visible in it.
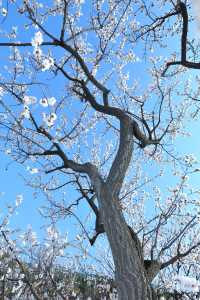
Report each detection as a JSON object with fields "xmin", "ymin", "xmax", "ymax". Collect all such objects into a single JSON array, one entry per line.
[
  {"xmin": 100, "ymin": 187, "xmax": 152, "ymax": 300},
  {"xmin": 88, "ymin": 116, "xmax": 152, "ymax": 300}
]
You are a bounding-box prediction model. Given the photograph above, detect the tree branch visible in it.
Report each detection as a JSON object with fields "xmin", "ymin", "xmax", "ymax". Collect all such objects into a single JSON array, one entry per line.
[
  {"xmin": 160, "ymin": 241, "xmax": 200, "ymax": 270},
  {"xmin": 162, "ymin": 1, "xmax": 200, "ymax": 76}
]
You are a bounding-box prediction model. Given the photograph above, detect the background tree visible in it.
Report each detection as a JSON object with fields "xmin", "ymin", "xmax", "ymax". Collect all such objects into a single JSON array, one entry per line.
[{"xmin": 1, "ymin": 0, "xmax": 200, "ymax": 299}]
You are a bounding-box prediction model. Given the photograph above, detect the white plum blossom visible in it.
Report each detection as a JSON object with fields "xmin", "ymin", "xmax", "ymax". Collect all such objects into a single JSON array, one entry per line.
[
  {"xmin": 29, "ymin": 168, "xmax": 39, "ymax": 174},
  {"xmin": 1, "ymin": 8, "xmax": 7, "ymax": 16},
  {"xmin": 76, "ymin": 234, "xmax": 82, "ymax": 241},
  {"xmin": 42, "ymin": 112, "xmax": 57, "ymax": 126},
  {"xmin": 0, "ymin": 87, "xmax": 4, "ymax": 96},
  {"xmin": 23, "ymin": 95, "xmax": 37, "ymax": 105},
  {"xmin": 41, "ymin": 57, "xmax": 54, "ymax": 71},
  {"xmin": 54, "ymin": 0, "xmax": 62, "ymax": 5},
  {"xmin": 21, "ymin": 227, "xmax": 38, "ymax": 246},
  {"xmin": 48, "ymin": 97, "xmax": 56, "ymax": 106},
  {"xmin": 5, "ymin": 149, "xmax": 11, "ymax": 154},
  {"xmin": 21, "ymin": 105, "xmax": 30, "ymax": 119},
  {"xmin": 173, "ymin": 275, "xmax": 200, "ymax": 293},
  {"xmin": 40, "ymin": 97, "xmax": 56, "ymax": 107},
  {"xmin": 75, "ymin": 0, "xmax": 85, "ymax": 4},
  {"xmin": 33, "ymin": 47, "xmax": 42, "ymax": 59},
  {"xmin": 31, "ymin": 31, "xmax": 43, "ymax": 48},
  {"xmin": 184, "ymin": 154, "xmax": 198, "ymax": 166},
  {"xmin": 40, "ymin": 98, "xmax": 48, "ymax": 107},
  {"xmin": 49, "ymin": 112, "xmax": 57, "ymax": 121},
  {"xmin": 47, "ymin": 226, "xmax": 58, "ymax": 239},
  {"xmin": 16, "ymin": 194, "xmax": 23, "ymax": 207}
]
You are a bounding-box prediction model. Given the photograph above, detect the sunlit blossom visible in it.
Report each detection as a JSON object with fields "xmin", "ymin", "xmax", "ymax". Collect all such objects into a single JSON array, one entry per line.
[
  {"xmin": 0, "ymin": 87, "xmax": 4, "ymax": 96},
  {"xmin": 42, "ymin": 112, "xmax": 57, "ymax": 126},
  {"xmin": 23, "ymin": 95, "xmax": 37, "ymax": 105},
  {"xmin": 184, "ymin": 154, "xmax": 198, "ymax": 166},
  {"xmin": 75, "ymin": 0, "xmax": 85, "ymax": 4},
  {"xmin": 1, "ymin": 8, "xmax": 7, "ymax": 16},
  {"xmin": 41, "ymin": 57, "xmax": 54, "ymax": 71},
  {"xmin": 48, "ymin": 97, "xmax": 56, "ymax": 106},
  {"xmin": 40, "ymin": 98, "xmax": 48, "ymax": 107},
  {"xmin": 173, "ymin": 275, "xmax": 199, "ymax": 293},
  {"xmin": 29, "ymin": 168, "xmax": 39, "ymax": 174},
  {"xmin": 5, "ymin": 149, "xmax": 11, "ymax": 154},
  {"xmin": 54, "ymin": 0, "xmax": 62, "ymax": 5},
  {"xmin": 31, "ymin": 31, "xmax": 43, "ymax": 48},
  {"xmin": 47, "ymin": 226, "xmax": 58, "ymax": 239},
  {"xmin": 33, "ymin": 47, "xmax": 42, "ymax": 59},
  {"xmin": 21, "ymin": 105, "xmax": 30, "ymax": 119},
  {"xmin": 40, "ymin": 97, "xmax": 56, "ymax": 107},
  {"xmin": 16, "ymin": 194, "xmax": 23, "ymax": 206}
]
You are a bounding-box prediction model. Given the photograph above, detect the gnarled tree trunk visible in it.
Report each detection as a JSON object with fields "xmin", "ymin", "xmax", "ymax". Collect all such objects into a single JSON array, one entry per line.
[
  {"xmin": 100, "ymin": 187, "xmax": 152, "ymax": 300},
  {"xmin": 89, "ymin": 116, "xmax": 153, "ymax": 300}
]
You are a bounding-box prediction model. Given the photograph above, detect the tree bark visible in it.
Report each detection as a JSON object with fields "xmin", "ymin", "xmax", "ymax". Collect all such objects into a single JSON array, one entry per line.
[
  {"xmin": 88, "ymin": 116, "xmax": 152, "ymax": 300},
  {"xmin": 100, "ymin": 186, "xmax": 152, "ymax": 300}
]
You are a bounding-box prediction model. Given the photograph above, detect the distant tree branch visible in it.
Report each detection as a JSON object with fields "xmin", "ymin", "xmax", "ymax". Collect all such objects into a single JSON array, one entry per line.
[
  {"xmin": 162, "ymin": 1, "xmax": 200, "ymax": 76},
  {"xmin": 160, "ymin": 240, "xmax": 200, "ymax": 270}
]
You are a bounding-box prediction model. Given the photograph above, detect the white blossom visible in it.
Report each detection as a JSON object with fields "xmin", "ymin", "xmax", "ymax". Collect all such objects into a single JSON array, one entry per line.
[
  {"xmin": 40, "ymin": 98, "xmax": 48, "ymax": 107},
  {"xmin": 75, "ymin": 0, "xmax": 84, "ymax": 4},
  {"xmin": 40, "ymin": 97, "xmax": 56, "ymax": 107},
  {"xmin": 42, "ymin": 112, "xmax": 57, "ymax": 126},
  {"xmin": 21, "ymin": 105, "xmax": 30, "ymax": 119},
  {"xmin": 29, "ymin": 168, "xmax": 39, "ymax": 174},
  {"xmin": 1, "ymin": 8, "xmax": 7, "ymax": 16},
  {"xmin": 54, "ymin": 0, "xmax": 62, "ymax": 5},
  {"xmin": 23, "ymin": 95, "xmax": 37, "ymax": 105},
  {"xmin": 41, "ymin": 57, "xmax": 54, "ymax": 71},
  {"xmin": 47, "ymin": 226, "xmax": 58, "ymax": 239},
  {"xmin": 0, "ymin": 87, "xmax": 4, "ymax": 96},
  {"xmin": 184, "ymin": 154, "xmax": 198, "ymax": 166},
  {"xmin": 33, "ymin": 47, "xmax": 42, "ymax": 59},
  {"xmin": 5, "ymin": 149, "xmax": 11, "ymax": 154},
  {"xmin": 48, "ymin": 97, "xmax": 56, "ymax": 106},
  {"xmin": 173, "ymin": 275, "xmax": 199, "ymax": 293},
  {"xmin": 16, "ymin": 194, "xmax": 23, "ymax": 206},
  {"xmin": 31, "ymin": 31, "xmax": 43, "ymax": 48}
]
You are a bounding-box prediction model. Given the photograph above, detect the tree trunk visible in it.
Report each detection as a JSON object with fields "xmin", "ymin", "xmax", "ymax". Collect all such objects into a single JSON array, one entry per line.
[
  {"xmin": 89, "ymin": 116, "xmax": 152, "ymax": 299},
  {"xmin": 99, "ymin": 186, "xmax": 152, "ymax": 300}
]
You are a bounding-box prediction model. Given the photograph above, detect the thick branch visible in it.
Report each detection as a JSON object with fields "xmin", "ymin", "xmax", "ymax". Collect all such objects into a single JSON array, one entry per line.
[
  {"xmin": 0, "ymin": 41, "xmax": 59, "ymax": 47},
  {"xmin": 132, "ymin": 120, "xmax": 160, "ymax": 148},
  {"xmin": 162, "ymin": 2, "xmax": 200, "ymax": 75},
  {"xmin": 107, "ymin": 116, "xmax": 134, "ymax": 198}
]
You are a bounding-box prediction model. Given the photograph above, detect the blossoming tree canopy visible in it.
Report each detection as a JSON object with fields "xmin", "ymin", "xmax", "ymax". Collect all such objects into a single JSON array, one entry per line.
[{"xmin": 1, "ymin": 0, "xmax": 200, "ymax": 299}]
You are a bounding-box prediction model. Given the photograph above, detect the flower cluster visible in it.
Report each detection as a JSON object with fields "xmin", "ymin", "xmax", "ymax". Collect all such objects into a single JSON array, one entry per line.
[
  {"xmin": 42, "ymin": 112, "xmax": 57, "ymax": 127},
  {"xmin": 41, "ymin": 57, "xmax": 54, "ymax": 71},
  {"xmin": 23, "ymin": 95, "xmax": 37, "ymax": 105},
  {"xmin": 173, "ymin": 275, "xmax": 199, "ymax": 293},
  {"xmin": 21, "ymin": 105, "xmax": 30, "ymax": 119},
  {"xmin": 31, "ymin": 31, "xmax": 43, "ymax": 48},
  {"xmin": 39, "ymin": 97, "xmax": 56, "ymax": 107}
]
